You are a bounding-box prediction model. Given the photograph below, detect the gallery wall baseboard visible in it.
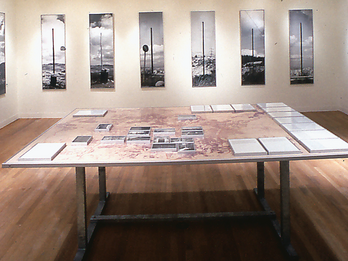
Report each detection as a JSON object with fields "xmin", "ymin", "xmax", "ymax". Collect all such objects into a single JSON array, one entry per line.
[
  {"xmin": 338, "ymin": 107, "xmax": 348, "ymax": 116},
  {"xmin": 0, "ymin": 114, "xmax": 19, "ymax": 129},
  {"xmin": 18, "ymin": 112, "xmax": 68, "ymax": 119}
]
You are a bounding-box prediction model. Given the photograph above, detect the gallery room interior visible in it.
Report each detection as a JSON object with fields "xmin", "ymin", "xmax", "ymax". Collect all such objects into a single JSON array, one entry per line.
[{"xmin": 1, "ymin": 0, "xmax": 348, "ymax": 260}]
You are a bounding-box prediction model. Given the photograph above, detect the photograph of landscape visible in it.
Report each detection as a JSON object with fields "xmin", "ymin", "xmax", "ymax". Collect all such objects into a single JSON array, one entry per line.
[
  {"xmin": 191, "ymin": 11, "xmax": 216, "ymax": 87},
  {"xmin": 0, "ymin": 12, "xmax": 5, "ymax": 95},
  {"xmin": 240, "ymin": 10, "xmax": 265, "ymax": 85},
  {"xmin": 139, "ymin": 12, "xmax": 164, "ymax": 88},
  {"xmin": 289, "ymin": 9, "xmax": 314, "ymax": 84},
  {"xmin": 41, "ymin": 14, "xmax": 66, "ymax": 89},
  {"xmin": 90, "ymin": 13, "xmax": 114, "ymax": 89}
]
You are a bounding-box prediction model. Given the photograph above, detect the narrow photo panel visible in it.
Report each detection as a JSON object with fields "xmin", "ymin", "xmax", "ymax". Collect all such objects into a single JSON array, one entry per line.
[
  {"xmin": 89, "ymin": 13, "xmax": 114, "ymax": 89},
  {"xmin": 240, "ymin": 10, "xmax": 265, "ymax": 85},
  {"xmin": 41, "ymin": 14, "xmax": 66, "ymax": 89},
  {"xmin": 289, "ymin": 9, "xmax": 314, "ymax": 85},
  {"xmin": 191, "ymin": 11, "xmax": 216, "ymax": 87},
  {"xmin": 0, "ymin": 13, "xmax": 5, "ymax": 95},
  {"xmin": 139, "ymin": 12, "xmax": 164, "ymax": 88}
]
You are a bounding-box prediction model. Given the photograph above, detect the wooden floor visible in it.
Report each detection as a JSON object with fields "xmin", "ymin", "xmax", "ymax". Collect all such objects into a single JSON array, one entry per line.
[{"xmin": 0, "ymin": 112, "xmax": 348, "ymax": 261}]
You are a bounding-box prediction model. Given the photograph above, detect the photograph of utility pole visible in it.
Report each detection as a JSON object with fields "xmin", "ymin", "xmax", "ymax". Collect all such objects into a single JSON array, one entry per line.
[
  {"xmin": 41, "ymin": 14, "xmax": 66, "ymax": 89},
  {"xmin": 191, "ymin": 11, "xmax": 216, "ymax": 87},
  {"xmin": 240, "ymin": 10, "xmax": 265, "ymax": 85},
  {"xmin": 139, "ymin": 12, "xmax": 164, "ymax": 88},
  {"xmin": 289, "ymin": 9, "xmax": 314, "ymax": 84},
  {"xmin": 89, "ymin": 13, "xmax": 114, "ymax": 89}
]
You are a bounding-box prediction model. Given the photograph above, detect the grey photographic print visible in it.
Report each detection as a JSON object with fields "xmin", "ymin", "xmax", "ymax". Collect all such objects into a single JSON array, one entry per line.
[
  {"xmin": 41, "ymin": 14, "xmax": 66, "ymax": 89},
  {"xmin": 289, "ymin": 10, "xmax": 313, "ymax": 84},
  {"xmin": 139, "ymin": 12, "xmax": 164, "ymax": 88},
  {"xmin": 0, "ymin": 12, "xmax": 5, "ymax": 95},
  {"xmin": 90, "ymin": 13, "xmax": 114, "ymax": 89},
  {"xmin": 191, "ymin": 11, "xmax": 216, "ymax": 87},
  {"xmin": 240, "ymin": 10, "xmax": 265, "ymax": 85}
]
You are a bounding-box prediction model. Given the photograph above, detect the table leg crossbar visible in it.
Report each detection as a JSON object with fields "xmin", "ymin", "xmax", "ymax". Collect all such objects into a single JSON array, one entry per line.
[{"xmin": 74, "ymin": 162, "xmax": 298, "ymax": 261}]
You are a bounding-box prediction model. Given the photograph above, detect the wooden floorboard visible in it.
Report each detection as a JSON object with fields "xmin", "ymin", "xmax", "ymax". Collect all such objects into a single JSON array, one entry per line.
[{"xmin": 0, "ymin": 113, "xmax": 348, "ymax": 260}]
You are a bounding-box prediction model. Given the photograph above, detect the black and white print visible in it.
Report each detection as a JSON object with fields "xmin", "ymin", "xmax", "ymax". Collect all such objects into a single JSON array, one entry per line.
[
  {"xmin": 0, "ymin": 13, "xmax": 5, "ymax": 95},
  {"xmin": 191, "ymin": 11, "xmax": 216, "ymax": 87},
  {"xmin": 289, "ymin": 10, "xmax": 314, "ymax": 84},
  {"xmin": 240, "ymin": 10, "xmax": 265, "ymax": 85},
  {"xmin": 139, "ymin": 12, "xmax": 164, "ymax": 88},
  {"xmin": 41, "ymin": 14, "xmax": 66, "ymax": 89},
  {"xmin": 90, "ymin": 13, "xmax": 114, "ymax": 88}
]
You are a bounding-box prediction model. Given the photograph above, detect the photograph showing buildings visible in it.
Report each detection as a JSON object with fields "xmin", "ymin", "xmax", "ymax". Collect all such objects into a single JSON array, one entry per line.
[
  {"xmin": 41, "ymin": 14, "xmax": 66, "ymax": 89},
  {"xmin": 240, "ymin": 10, "xmax": 265, "ymax": 85},
  {"xmin": 89, "ymin": 13, "xmax": 114, "ymax": 89},
  {"xmin": 0, "ymin": 13, "xmax": 5, "ymax": 95},
  {"xmin": 139, "ymin": 12, "xmax": 164, "ymax": 88},
  {"xmin": 289, "ymin": 9, "xmax": 314, "ymax": 84},
  {"xmin": 191, "ymin": 11, "xmax": 216, "ymax": 87}
]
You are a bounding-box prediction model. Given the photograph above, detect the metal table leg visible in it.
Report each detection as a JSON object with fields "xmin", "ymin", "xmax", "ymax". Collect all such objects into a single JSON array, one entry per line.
[
  {"xmin": 74, "ymin": 167, "xmax": 110, "ymax": 261},
  {"xmin": 74, "ymin": 167, "xmax": 87, "ymax": 260},
  {"xmin": 254, "ymin": 161, "xmax": 298, "ymax": 260},
  {"xmin": 99, "ymin": 167, "xmax": 107, "ymax": 201},
  {"xmin": 280, "ymin": 161, "xmax": 291, "ymax": 246},
  {"xmin": 257, "ymin": 162, "xmax": 265, "ymax": 198}
]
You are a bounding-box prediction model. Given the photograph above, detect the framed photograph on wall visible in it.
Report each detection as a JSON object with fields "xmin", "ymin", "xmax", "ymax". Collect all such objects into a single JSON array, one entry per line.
[
  {"xmin": 41, "ymin": 14, "xmax": 66, "ymax": 89},
  {"xmin": 89, "ymin": 13, "xmax": 114, "ymax": 89},
  {"xmin": 191, "ymin": 11, "xmax": 216, "ymax": 87},
  {"xmin": 289, "ymin": 9, "xmax": 314, "ymax": 84},
  {"xmin": 0, "ymin": 12, "xmax": 5, "ymax": 95},
  {"xmin": 240, "ymin": 10, "xmax": 265, "ymax": 85},
  {"xmin": 139, "ymin": 12, "xmax": 164, "ymax": 88}
]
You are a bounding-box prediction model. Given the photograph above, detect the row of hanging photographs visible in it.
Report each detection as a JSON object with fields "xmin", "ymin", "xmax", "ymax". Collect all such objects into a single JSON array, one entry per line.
[{"xmin": 41, "ymin": 9, "xmax": 313, "ymax": 90}]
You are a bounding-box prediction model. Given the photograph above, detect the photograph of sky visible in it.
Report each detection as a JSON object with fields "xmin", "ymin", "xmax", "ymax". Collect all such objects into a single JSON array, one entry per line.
[{"xmin": 289, "ymin": 9, "xmax": 314, "ymax": 84}]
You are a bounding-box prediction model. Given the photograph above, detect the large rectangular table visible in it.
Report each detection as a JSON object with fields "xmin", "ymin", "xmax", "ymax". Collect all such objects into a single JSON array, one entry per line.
[{"xmin": 3, "ymin": 105, "xmax": 348, "ymax": 260}]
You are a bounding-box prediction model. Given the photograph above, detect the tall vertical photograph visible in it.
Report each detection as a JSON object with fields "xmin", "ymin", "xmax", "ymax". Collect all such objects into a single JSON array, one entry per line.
[
  {"xmin": 41, "ymin": 14, "xmax": 66, "ymax": 90},
  {"xmin": 240, "ymin": 10, "xmax": 265, "ymax": 85},
  {"xmin": 0, "ymin": 12, "xmax": 5, "ymax": 95},
  {"xmin": 139, "ymin": 12, "xmax": 164, "ymax": 88},
  {"xmin": 289, "ymin": 9, "xmax": 314, "ymax": 85},
  {"xmin": 191, "ymin": 11, "xmax": 216, "ymax": 87},
  {"xmin": 90, "ymin": 13, "xmax": 114, "ymax": 89}
]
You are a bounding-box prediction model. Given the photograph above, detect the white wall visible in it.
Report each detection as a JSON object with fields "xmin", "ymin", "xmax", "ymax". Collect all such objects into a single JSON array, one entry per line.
[
  {"xmin": 0, "ymin": 0, "xmax": 17, "ymax": 128},
  {"xmin": 337, "ymin": 1, "xmax": 348, "ymax": 115},
  {"xmin": 5, "ymin": 0, "xmax": 346, "ymax": 119}
]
